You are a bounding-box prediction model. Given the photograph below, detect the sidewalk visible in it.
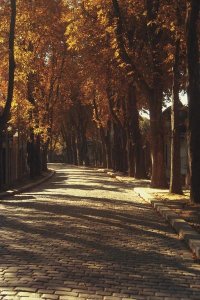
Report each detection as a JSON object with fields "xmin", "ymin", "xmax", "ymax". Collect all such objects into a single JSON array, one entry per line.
[
  {"xmin": 101, "ymin": 168, "xmax": 200, "ymax": 260},
  {"xmin": 0, "ymin": 169, "xmax": 55, "ymax": 199}
]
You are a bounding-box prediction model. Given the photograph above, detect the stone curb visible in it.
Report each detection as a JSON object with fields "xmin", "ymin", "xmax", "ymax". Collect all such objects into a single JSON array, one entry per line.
[
  {"xmin": 0, "ymin": 169, "xmax": 55, "ymax": 199},
  {"xmin": 135, "ymin": 187, "xmax": 200, "ymax": 259},
  {"xmin": 103, "ymin": 170, "xmax": 200, "ymax": 259}
]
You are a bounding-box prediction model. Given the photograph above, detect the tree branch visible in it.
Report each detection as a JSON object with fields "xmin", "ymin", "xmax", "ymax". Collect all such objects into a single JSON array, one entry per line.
[{"xmin": 111, "ymin": 0, "xmax": 152, "ymax": 97}]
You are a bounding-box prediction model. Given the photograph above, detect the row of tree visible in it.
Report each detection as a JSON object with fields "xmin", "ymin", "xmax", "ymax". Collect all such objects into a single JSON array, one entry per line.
[{"xmin": 0, "ymin": 0, "xmax": 199, "ymax": 202}]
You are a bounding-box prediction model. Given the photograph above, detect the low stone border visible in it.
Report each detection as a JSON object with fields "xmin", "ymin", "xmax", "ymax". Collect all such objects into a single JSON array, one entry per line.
[
  {"xmin": 134, "ymin": 188, "xmax": 200, "ymax": 259},
  {"xmin": 103, "ymin": 169, "xmax": 200, "ymax": 259},
  {"xmin": 0, "ymin": 169, "xmax": 55, "ymax": 199}
]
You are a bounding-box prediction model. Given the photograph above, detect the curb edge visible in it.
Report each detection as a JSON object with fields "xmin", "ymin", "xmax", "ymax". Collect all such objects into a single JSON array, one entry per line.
[
  {"xmin": 0, "ymin": 169, "xmax": 55, "ymax": 199},
  {"xmin": 134, "ymin": 187, "xmax": 200, "ymax": 259},
  {"xmin": 103, "ymin": 169, "xmax": 200, "ymax": 260}
]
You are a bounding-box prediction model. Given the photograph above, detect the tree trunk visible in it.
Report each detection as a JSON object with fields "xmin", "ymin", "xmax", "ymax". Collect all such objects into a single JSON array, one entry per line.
[
  {"xmin": 145, "ymin": 0, "xmax": 167, "ymax": 188},
  {"xmin": 170, "ymin": 39, "xmax": 183, "ymax": 194},
  {"xmin": 41, "ymin": 141, "xmax": 49, "ymax": 172},
  {"xmin": 105, "ymin": 123, "xmax": 112, "ymax": 169},
  {"xmin": 105, "ymin": 137, "xmax": 112, "ymax": 169},
  {"xmin": 112, "ymin": 0, "xmax": 166, "ymax": 186},
  {"xmin": 186, "ymin": 0, "xmax": 200, "ymax": 203},
  {"xmin": 0, "ymin": 136, "xmax": 3, "ymax": 189},
  {"xmin": 112, "ymin": 123, "xmax": 124, "ymax": 172},
  {"xmin": 149, "ymin": 90, "xmax": 168, "ymax": 188},
  {"xmin": 0, "ymin": 0, "xmax": 16, "ymax": 133},
  {"xmin": 27, "ymin": 132, "xmax": 42, "ymax": 178},
  {"xmin": 69, "ymin": 136, "xmax": 74, "ymax": 164},
  {"xmin": 76, "ymin": 132, "xmax": 83, "ymax": 166},
  {"xmin": 126, "ymin": 139, "xmax": 135, "ymax": 177},
  {"xmin": 71, "ymin": 132, "xmax": 78, "ymax": 165},
  {"xmin": 0, "ymin": 0, "xmax": 16, "ymax": 191},
  {"xmin": 107, "ymin": 89, "xmax": 127, "ymax": 172},
  {"xmin": 35, "ymin": 135, "xmax": 41, "ymax": 176},
  {"xmin": 127, "ymin": 85, "xmax": 146, "ymax": 178},
  {"xmin": 27, "ymin": 133, "xmax": 36, "ymax": 179},
  {"xmin": 81, "ymin": 132, "xmax": 89, "ymax": 166},
  {"xmin": 92, "ymin": 94, "xmax": 109, "ymax": 168}
]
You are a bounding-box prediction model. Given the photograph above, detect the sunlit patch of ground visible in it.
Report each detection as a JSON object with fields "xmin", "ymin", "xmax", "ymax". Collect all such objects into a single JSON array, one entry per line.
[{"xmin": 153, "ymin": 191, "xmax": 189, "ymax": 202}]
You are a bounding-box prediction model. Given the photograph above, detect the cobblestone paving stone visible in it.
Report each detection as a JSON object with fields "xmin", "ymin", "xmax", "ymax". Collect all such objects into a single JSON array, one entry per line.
[{"xmin": 0, "ymin": 164, "xmax": 200, "ymax": 300}]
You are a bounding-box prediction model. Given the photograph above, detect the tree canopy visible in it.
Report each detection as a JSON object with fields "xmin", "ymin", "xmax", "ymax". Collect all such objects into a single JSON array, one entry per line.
[{"xmin": 0, "ymin": 0, "xmax": 199, "ymax": 202}]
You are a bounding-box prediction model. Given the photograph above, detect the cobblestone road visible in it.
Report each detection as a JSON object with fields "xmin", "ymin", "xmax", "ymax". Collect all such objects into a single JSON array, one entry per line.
[{"xmin": 0, "ymin": 164, "xmax": 200, "ymax": 300}]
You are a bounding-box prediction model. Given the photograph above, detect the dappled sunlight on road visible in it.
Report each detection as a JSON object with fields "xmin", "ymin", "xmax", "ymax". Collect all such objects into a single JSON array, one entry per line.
[{"xmin": 0, "ymin": 164, "xmax": 199, "ymax": 299}]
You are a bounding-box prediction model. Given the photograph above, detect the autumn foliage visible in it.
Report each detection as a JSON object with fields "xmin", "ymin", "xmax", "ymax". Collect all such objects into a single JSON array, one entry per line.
[{"xmin": 0, "ymin": 1, "xmax": 199, "ymax": 202}]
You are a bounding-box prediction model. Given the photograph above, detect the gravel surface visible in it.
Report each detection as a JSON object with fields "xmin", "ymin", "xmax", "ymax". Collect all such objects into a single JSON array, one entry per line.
[{"xmin": 0, "ymin": 164, "xmax": 199, "ymax": 300}]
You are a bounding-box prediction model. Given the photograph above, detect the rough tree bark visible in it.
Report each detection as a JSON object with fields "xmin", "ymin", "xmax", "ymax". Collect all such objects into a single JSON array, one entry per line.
[
  {"xmin": 186, "ymin": 0, "xmax": 200, "ymax": 203},
  {"xmin": 93, "ymin": 94, "xmax": 112, "ymax": 169},
  {"xmin": 112, "ymin": 123, "xmax": 125, "ymax": 172},
  {"xmin": 146, "ymin": 0, "xmax": 167, "ymax": 188},
  {"xmin": 149, "ymin": 91, "xmax": 167, "ymax": 188},
  {"xmin": 126, "ymin": 85, "xmax": 146, "ymax": 178},
  {"xmin": 170, "ymin": 2, "xmax": 183, "ymax": 194},
  {"xmin": 27, "ymin": 79, "xmax": 42, "ymax": 178},
  {"xmin": 41, "ymin": 142, "xmax": 49, "ymax": 172},
  {"xmin": 107, "ymin": 88, "xmax": 127, "ymax": 172}
]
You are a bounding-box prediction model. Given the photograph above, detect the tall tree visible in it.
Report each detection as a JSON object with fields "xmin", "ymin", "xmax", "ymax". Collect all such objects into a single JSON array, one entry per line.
[
  {"xmin": 186, "ymin": 0, "xmax": 200, "ymax": 203},
  {"xmin": 0, "ymin": 0, "xmax": 16, "ymax": 187},
  {"xmin": 0, "ymin": 0, "xmax": 16, "ymax": 132},
  {"xmin": 111, "ymin": 0, "xmax": 167, "ymax": 186},
  {"xmin": 170, "ymin": 0, "xmax": 183, "ymax": 194}
]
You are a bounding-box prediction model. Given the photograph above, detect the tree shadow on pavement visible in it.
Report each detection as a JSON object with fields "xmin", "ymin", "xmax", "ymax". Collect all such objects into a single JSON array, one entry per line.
[{"xmin": 0, "ymin": 165, "xmax": 199, "ymax": 299}]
